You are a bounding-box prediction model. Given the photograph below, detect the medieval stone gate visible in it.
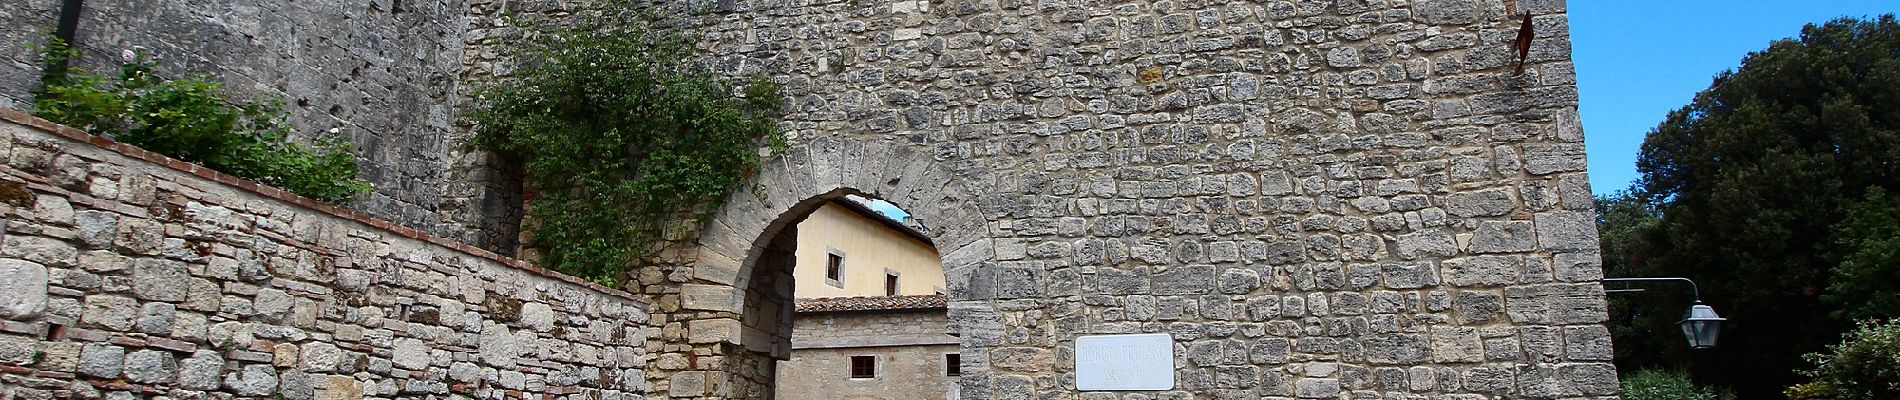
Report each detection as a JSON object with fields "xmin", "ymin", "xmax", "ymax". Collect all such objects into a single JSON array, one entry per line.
[
  {"xmin": 627, "ymin": 0, "xmax": 1617, "ymax": 397},
  {"xmin": 0, "ymin": 0, "xmax": 1615, "ymax": 398}
]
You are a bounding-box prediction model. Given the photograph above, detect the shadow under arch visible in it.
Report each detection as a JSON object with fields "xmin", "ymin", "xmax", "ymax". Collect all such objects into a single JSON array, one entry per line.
[{"xmin": 675, "ymin": 138, "xmax": 1004, "ymax": 399}]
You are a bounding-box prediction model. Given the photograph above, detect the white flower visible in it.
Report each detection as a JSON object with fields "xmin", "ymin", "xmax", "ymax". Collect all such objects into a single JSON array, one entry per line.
[
  {"xmin": 120, "ymin": 49, "xmax": 135, "ymax": 62},
  {"xmin": 328, "ymin": 127, "xmax": 342, "ymax": 134}
]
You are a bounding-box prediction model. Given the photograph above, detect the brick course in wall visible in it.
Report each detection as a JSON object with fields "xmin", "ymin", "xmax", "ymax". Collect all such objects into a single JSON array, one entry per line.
[{"xmin": 0, "ymin": 109, "xmax": 649, "ymax": 400}]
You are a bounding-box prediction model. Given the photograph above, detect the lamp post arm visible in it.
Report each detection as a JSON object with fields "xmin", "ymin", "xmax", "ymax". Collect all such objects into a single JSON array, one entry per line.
[{"xmin": 1601, "ymin": 277, "xmax": 1702, "ymax": 302}]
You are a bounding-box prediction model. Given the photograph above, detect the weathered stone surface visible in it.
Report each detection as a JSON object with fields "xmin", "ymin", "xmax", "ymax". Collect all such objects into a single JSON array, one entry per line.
[
  {"xmin": 1441, "ymin": 256, "xmax": 1520, "ymax": 287},
  {"xmin": 123, "ymin": 349, "xmax": 177, "ymax": 384},
  {"xmin": 131, "ymin": 258, "xmax": 188, "ymax": 301},
  {"xmin": 179, "ymin": 351, "xmax": 224, "ymax": 390},
  {"xmin": 225, "ymin": 363, "xmax": 279, "ymax": 396},
  {"xmin": 0, "ymin": 259, "xmax": 47, "ymax": 319},
  {"xmin": 1363, "ymin": 334, "xmax": 1431, "ymax": 365},
  {"xmin": 0, "ymin": 117, "xmax": 650, "ymax": 399},
  {"xmin": 82, "ymin": 295, "xmax": 137, "ymax": 331},
  {"xmin": 391, "ymin": 338, "xmax": 431, "ymax": 370},
  {"xmin": 520, "ymin": 302, "xmax": 555, "ymax": 332},
  {"xmin": 1468, "ymin": 221, "xmax": 1538, "ymax": 254},
  {"xmin": 1445, "ymin": 188, "xmax": 1516, "ymax": 217},
  {"xmin": 1537, "ymin": 211, "xmax": 1600, "ymax": 252},
  {"xmin": 0, "ymin": 0, "xmax": 1613, "ymax": 394},
  {"xmin": 77, "ymin": 344, "xmax": 123, "ymax": 378}
]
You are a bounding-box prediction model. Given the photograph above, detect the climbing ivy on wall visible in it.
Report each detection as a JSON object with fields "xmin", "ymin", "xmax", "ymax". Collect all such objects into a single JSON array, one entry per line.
[
  {"xmin": 33, "ymin": 42, "xmax": 370, "ymax": 203},
  {"xmin": 468, "ymin": 4, "xmax": 785, "ymax": 286}
]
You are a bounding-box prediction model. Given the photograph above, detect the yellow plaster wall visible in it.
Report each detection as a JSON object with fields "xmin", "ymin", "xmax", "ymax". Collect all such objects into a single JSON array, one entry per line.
[{"xmin": 793, "ymin": 201, "xmax": 944, "ymax": 298}]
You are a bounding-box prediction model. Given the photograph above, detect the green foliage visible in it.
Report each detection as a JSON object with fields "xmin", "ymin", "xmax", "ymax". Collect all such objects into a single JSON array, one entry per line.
[
  {"xmin": 1792, "ymin": 320, "xmax": 1900, "ymax": 400},
  {"xmin": 1606, "ymin": 14, "xmax": 1900, "ymax": 397},
  {"xmin": 1620, "ymin": 369, "xmax": 1736, "ymax": 400},
  {"xmin": 1826, "ymin": 188, "xmax": 1900, "ymax": 321},
  {"xmin": 468, "ymin": 3, "xmax": 785, "ymax": 286},
  {"xmin": 33, "ymin": 42, "xmax": 369, "ymax": 203}
]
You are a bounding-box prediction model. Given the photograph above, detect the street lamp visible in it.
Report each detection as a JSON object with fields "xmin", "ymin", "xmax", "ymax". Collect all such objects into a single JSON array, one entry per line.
[
  {"xmin": 1603, "ymin": 277, "xmax": 1725, "ymax": 350},
  {"xmin": 1679, "ymin": 302, "xmax": 1725, "ymax": 350}
]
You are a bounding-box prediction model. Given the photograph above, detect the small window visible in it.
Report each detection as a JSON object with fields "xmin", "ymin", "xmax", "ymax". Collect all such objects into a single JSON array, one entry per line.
[
  {"xmin": 885, "ymin": 271, "xmax": 900, "ymax": 296},
  {"xmin": 825, "ymin": 253, "xmax": 845, "ymax": 287},
  {"xmin": 944, "ymin": 353, "xmax": 961, "ymax": 376},
  {"xmin": 850, "ymin": 355, "xmax": 876, "ymax": 378}
]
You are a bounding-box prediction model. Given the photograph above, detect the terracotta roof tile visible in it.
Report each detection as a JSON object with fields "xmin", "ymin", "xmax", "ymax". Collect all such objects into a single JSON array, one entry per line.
[{"xmin": 795, "ymin": 294, "xmax": 947, "ymax": 313}]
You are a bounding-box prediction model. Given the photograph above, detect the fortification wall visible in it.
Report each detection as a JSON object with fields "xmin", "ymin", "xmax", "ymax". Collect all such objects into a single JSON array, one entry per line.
[
  {"xmin": 0, "ymin": 0, "xmax": 521, "ymax": 252},
  {"xmin": 609, "ymin": 0, "xmax": 1620, "ymax": 398},
  {"xmin": 0, "ymin": 110, "xmax": 649, "ymax": 400}
]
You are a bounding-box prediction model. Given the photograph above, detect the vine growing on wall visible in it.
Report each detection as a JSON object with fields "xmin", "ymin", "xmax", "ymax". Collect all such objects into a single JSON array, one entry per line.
[
  {"xmin": 33, "ymin": 42, "xmax": 370, "ymax": 203},
  {"xmin": 468, "ymin": 3, "xmax": 785, "ymax": 286}
]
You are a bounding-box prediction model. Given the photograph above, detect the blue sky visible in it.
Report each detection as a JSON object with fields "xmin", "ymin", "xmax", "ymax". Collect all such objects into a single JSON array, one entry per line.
[{"xmin": 1572, "ymin": 0, "xmax": 1897, "ymax": 195}]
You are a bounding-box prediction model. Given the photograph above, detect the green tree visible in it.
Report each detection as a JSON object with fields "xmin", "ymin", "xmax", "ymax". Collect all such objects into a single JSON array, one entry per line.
[
  {"xmin": 468, "ymin": 2, "xmax": 784, "ymax": 286},
  {"xmin": 1788, "ymin": 319, "xmax": 1900, "ymax": 400},
  {"xmin": 1620, "ymin": 14, "xmax": 1900, "ymax": 397}
]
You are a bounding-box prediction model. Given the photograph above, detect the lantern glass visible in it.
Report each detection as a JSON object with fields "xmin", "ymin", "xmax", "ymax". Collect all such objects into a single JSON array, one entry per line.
[{"xmin": 1678, "ymin": 303, "xmax": 1725, "ymax": 349}]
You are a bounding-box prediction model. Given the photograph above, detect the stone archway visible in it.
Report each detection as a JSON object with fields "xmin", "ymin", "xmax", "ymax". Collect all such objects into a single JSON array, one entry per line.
[{"xmin": 654, "ymin": 137, "xmax": 1003, "ymax": 399}]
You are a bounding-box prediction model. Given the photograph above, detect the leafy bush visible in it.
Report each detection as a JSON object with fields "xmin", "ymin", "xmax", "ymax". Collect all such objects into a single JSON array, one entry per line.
[
  {"xmin": 468, "ymin": 3, "xmax": 784, "ymax": 285},
  {"xmin": 1621, "ymin": 369, "xmax": 1735, "ymax": 400},
  {"xmin": 1791, "ymin": 319, "xmax": 1900, "ymax": 400},
  {"xmin": 34, "ymin": 43, "xmax": 368, "ymax": 203}
]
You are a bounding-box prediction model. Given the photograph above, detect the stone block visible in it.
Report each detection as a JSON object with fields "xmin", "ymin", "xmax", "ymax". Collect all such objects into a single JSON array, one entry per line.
[
  {"xmin": 123, "ymin": 349, "xmax": 177, "ymax": 384},
  {"xmin": 1441, "ymin": 256, "xmax": 1520, "ymax": 287},
  {"xmin": 178, "ymin": 351, "xmax": 224, "ymax": 390},
  {"xmin": 77, "ymin": 343, "xmax": 123, "ymax": 378},
  {"xmin": 1152, "ymin": 264, "xmax": 1214, "ymax": 295},
  {"xmin": 225, "ymin": 363, "xmax": 279, "ymax": 396},
  {"xmin": 1564, "ymin": 325, "xmax": 1614, "ymax": 361},
  {"xmin": 0, "ymin": 334, "xmax": 34, "ymax": 366},
  {"xmin": 1553, "ymin": 251, "xmax": 1604, "ymax": 282},
  {"xmin": 1445, "ymin": 187, "xmax": 1516, "ymax": 217},
  {"xmin": 1430, "ymin": 327, "xmax": 1483, "ymax": 363},
  {"xmin": 1362, "ymin": 334, "xmax": 1430, "ymax": 365},
  {"xmin": 688, "ymin": 318, "xmax": 742, "ymax": 344},
  {"xmin": 0, "ymin": 259, "xmax": 47, "ymax": 319},
  {"xmin": 131, "ymin": 258, "xmax": 189, "ymax": 301},
  {"xmin": 1468, "ymin": 221, "xmax": 1537, "ymax": 254},
  {"xmin": 82, "ymin": 295, "xmax": 137, "ymax": 331},
  {"xmin": 1394, "ymin": 230, "xmax": 1457, "ymax": 259},
  {"xmin": 1535, "ymin": 211, "xmax": 1599, "ymax": 252}
]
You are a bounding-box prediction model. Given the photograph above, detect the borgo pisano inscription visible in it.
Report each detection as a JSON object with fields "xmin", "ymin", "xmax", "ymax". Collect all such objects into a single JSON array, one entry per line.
[{"xmin": 1076, "ymin": 333, "xmax": 1175, "ymax": 391}]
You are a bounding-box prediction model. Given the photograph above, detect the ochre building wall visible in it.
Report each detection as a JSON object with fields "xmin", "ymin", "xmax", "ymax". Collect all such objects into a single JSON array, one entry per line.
[
  {"xmin": 0, "ymin": 111, "xmax": 649, "ymax": 400},
  {"xmin": 793, "ymin": 201, "xmax": 946, "ymax": 298},
  {"xmin": 777, "ymin": 309, "xmax": 960, "ymax": 400}
]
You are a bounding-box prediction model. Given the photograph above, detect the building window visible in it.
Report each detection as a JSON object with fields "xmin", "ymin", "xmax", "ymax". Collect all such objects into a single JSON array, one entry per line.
[
  {"xmin": 884, "ymin": 270, "xmax": 900, "ymax": 296},
  {"xmin": 944, "ymin": 353, "xmax": 961, "ymax": 376},
  {"xmin": 850, "ymin": 355, "xmax": 876, "ymax": 378},
  {"xmin": 825, "ymin": 251, "xmax": 845, "ymax": 288}
]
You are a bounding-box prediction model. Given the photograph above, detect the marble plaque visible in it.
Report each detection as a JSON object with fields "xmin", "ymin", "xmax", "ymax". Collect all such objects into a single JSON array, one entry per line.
[{"xmin": 1075, "ymin": 333, "xmax": 1174, "ymax": 391}]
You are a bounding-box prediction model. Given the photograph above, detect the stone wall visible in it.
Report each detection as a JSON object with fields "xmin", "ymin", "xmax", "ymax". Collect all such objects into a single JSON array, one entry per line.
[
  {"xmin": 619, "ymin": 0, "xmax": 1620, "ymax": 398},
  {"xmin": 0, "ymin": 0, "xmax": 522, "ymax": 252},
  {"xmin": 779, "ymin": 308, "xmax": 959, "ymax": 400},
  {"xmin": 0, "ymin": 110, "xmax": 649, "ymax": 399}
]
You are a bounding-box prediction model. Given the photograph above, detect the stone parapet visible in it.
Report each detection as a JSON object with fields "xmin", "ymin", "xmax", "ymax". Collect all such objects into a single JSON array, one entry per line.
[{"xmin": 0, "ymin": 109, "xmax": 650, "ymax": 399}]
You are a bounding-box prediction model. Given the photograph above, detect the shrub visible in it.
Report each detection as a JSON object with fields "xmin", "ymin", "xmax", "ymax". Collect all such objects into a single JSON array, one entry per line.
[
  {"xmin": 1620, "ymin": 369, "xmax": 1735, "ymax": 400},
  {"xmin": 467, "ymin": 2, "xmax": 784, "ymax": 286},
  {"xmin": 1791, "ymin": 319, "xmax": 1900, "ymax": 400},
  {"xmin": 34, "ymin": 43, "xmax": 369, "ymax": 203}
]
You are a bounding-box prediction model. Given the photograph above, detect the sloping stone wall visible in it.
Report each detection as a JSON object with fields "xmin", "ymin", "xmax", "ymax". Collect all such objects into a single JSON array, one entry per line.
[
  {"xmin": 0, "ymin": 110, "xmax": 649, "ymax": 399},
  {"xmin": 0, "ymin": 0, "xmax": 522, "ymax": 253}
]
